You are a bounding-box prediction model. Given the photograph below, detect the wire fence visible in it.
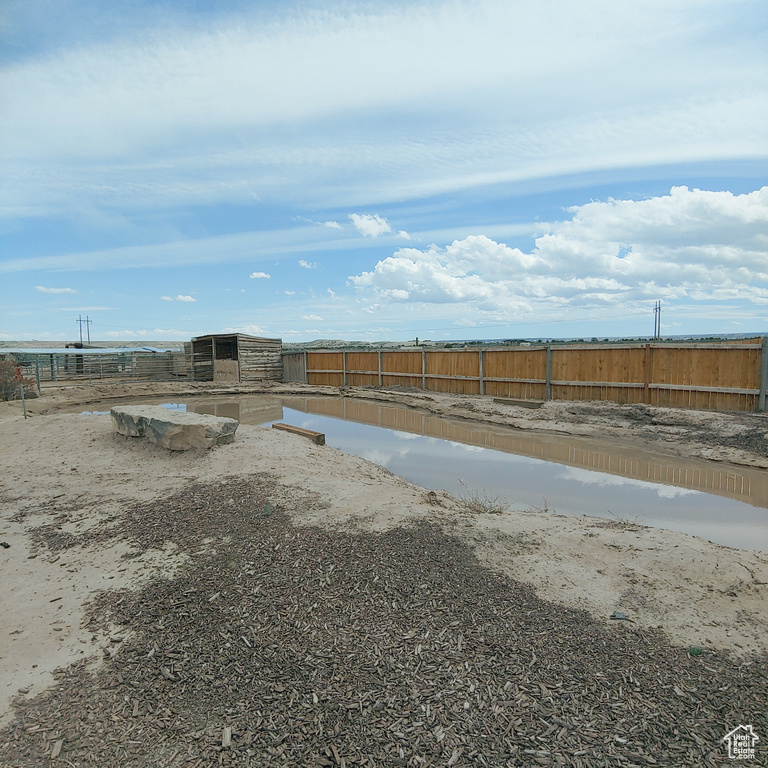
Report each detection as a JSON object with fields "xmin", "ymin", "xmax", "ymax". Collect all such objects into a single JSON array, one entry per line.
[{"xmin": 6, "ymin": 350, "xmax": 209, "ymax": 388}]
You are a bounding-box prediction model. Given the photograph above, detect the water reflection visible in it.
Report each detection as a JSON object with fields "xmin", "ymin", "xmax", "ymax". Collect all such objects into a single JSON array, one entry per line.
[{"xmin": 183, "ymin": 395, "xmax": 768, "ymax": 552}]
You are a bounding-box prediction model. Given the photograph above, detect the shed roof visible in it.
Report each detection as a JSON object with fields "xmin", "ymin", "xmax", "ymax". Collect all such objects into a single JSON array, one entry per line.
[{"xmin": 191, "ymin": 333, "xmax": 281, "ymax": 343}]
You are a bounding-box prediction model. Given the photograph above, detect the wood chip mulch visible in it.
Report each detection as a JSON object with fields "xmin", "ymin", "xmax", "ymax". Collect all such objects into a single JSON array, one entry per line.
[{"xmin": 2, "ymin": 475, "xmax": 765, "ymax": 767}]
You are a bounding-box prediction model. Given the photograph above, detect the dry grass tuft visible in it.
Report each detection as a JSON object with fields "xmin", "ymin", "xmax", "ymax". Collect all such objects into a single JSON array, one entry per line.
[{"xmin": 457, "ymin": 479, "xmax": 509, "ymax": 515}]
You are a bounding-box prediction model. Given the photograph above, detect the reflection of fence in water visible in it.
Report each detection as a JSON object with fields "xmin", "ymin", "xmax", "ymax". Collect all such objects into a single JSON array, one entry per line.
[
  {"xmin": 281, "ymin": 395, "xmax": 768, "ymax": 510},
  {"xmin": 188, "ymin": 399, "xmax": 283, "ymax": 424}
]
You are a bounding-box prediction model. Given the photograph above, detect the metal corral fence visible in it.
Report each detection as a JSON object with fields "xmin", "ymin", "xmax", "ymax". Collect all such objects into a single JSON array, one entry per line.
[
  {"xmin": 2, "ymin": 348, "xmax": 211, "ymax": 387},
  {"xmin": 283, "ymin": 338, "xmax": 768, "ymax": 412}
]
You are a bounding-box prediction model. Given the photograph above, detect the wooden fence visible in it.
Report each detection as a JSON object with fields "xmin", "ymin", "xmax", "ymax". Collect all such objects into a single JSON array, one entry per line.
[{"xmin": 283, "ymin": 338, "xmax": 768, "ymax": 412}]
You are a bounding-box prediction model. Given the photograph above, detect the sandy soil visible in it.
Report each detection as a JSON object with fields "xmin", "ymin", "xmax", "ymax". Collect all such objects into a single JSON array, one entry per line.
[{"xmin": 1, "ymin": 381, "xmax": 767, "ymax": 734}]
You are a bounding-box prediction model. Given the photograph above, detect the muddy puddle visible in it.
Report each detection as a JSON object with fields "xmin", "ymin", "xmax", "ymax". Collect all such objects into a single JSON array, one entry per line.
[{"xmin": 166, "ymin": 394, "xmax": 768, "ymax": 552}]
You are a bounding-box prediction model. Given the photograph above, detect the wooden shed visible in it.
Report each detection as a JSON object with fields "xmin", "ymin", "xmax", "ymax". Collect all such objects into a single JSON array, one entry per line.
[{"xmin": 190, "ymin": 334, "xmax": 283, "ymax": 383}]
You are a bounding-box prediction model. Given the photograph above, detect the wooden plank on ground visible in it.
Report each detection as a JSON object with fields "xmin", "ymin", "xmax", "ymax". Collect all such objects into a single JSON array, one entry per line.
[{"xmin": 272, "ymin": 423, "xmax": 326, "ymax": 445}]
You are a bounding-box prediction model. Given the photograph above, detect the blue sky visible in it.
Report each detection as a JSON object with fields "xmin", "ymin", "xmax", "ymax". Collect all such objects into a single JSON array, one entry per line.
[{"xmin": 2, "ymin": 0, "xmax": 767, "ymax": 343}]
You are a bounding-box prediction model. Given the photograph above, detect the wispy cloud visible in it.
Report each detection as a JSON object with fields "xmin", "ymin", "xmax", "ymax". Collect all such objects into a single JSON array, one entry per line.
[
  {"xmin": 2, "ymin": 2, "xmax": 766, "ymax": 341},
  {"xmin": 102, "ymin": 328, "xmax": 191, "ymax": 339},
  {"xmin": 0, "ymin": 217, "xmax": 371, "ymax": 274},
  {"xmin": 36, "ymin": 285, "xmax": 75, "ymax": 294},
  {"xmin": 3, "ymin": 2, "xmax": 765, "ymax": 219}
]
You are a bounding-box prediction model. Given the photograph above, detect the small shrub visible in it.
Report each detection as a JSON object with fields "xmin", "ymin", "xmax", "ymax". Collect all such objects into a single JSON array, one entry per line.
[
  {"xmin": 458, "ymin": 479, "xmax": 509, "ymax": 515},
  {"xmin": 0, "ymin": 357, "xmax": 37, "ymax": 401}
]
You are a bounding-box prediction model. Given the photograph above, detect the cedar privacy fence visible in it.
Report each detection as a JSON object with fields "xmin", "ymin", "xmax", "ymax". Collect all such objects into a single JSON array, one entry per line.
[{"xmin": 283, "ymin": 338, "xmax": 768, "ymax": 413}]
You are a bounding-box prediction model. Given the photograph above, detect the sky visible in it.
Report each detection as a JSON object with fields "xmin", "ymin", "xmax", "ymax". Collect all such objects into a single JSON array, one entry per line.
[{"xmin": 1, "ymin": 0, "xmax": 767, "ymax": 344}]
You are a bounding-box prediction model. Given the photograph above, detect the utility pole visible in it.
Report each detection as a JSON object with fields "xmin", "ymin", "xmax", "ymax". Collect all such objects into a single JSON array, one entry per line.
[
  {"xmin": 76, "ymin": 315, "xmax": 93, "ymax": 346},
  {"xmin": 653, "ymin": 301, "xmax": 661, "ymax": 340}
]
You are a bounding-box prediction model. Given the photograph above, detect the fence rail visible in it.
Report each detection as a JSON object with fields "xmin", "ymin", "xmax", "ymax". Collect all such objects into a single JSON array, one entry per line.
[
  {"xmin": 7, "ymin": 350, "xmax": 209, "ymax": 387},
  {"xmin": 283, "ymin": 339, "xmax": 768, "ymax": 412}
]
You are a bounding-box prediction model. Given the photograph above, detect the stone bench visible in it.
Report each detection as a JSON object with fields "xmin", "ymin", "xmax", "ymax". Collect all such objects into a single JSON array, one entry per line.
[{"xmin": 110, "ymin": 405, "xmax": 238, "ymax": 450}]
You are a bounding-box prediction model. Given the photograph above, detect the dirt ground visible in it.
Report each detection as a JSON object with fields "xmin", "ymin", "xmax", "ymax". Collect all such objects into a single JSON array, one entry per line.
[{"xmin": 1, "ymin": 381, "xmax": 766, "ymax": 766}]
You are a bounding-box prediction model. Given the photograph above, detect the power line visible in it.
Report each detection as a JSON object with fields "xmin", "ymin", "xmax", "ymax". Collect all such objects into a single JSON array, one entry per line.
[{"xmin": 76, "ymin": 315, "xmax": 93, "ymax": 344}]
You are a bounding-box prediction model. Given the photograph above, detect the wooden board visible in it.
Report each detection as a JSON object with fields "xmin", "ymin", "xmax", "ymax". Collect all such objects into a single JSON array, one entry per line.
[{"xmin": 271, "ymin": 423, "xmax": 326, "ymax": 445}]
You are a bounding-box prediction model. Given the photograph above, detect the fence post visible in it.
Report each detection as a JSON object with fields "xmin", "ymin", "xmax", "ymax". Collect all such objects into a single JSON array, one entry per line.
[
  {"xmin": 478, "ymin": 349, "xmax": 485, "ymax": 396},
  {"xmin": 343, "ymin": 352, "xmax": 348, "ymax": 387},
  {"xmin": 19, "ymin": 380, "xmax": 27, "ymax": 419},
  {"xmin": 644, "ymin": 344, "xmax": 652, "ymax": 404},
  {"xmin": 422, "ymin": 349, "xmax": 427, "ymax": 390},
  {"xmin": 378, "ymin": 351, "xmax": 383, "ymax": 386},
  {"xmin": 35, "ymin": 359, "xmax": 41, "ymax": 394},
  {"xmin": 545, "ymin": 346, "xmax": 552, "ymax": 401},
  {"xmin": 759, "ymin": 337, "xmax": 768, "ymax": 412}
]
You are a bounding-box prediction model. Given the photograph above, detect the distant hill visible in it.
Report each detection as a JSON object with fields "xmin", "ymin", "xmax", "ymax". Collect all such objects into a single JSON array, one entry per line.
[
  {"xmin": 0, "ymin": 340, "xmax": 187, "ymax": 351},
  {"xmin": 3, "ymin": 333, "xmax": 764, "ymax": 354},
  {"xmin": 283, "ymin": 333, "xmax": 766, "ymax": 350}
]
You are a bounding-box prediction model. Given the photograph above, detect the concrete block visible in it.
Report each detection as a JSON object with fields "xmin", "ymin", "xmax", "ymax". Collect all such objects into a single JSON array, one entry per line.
[{"xmin": 110, "ymin": 405, "xmax": 238, "ymax": 450}]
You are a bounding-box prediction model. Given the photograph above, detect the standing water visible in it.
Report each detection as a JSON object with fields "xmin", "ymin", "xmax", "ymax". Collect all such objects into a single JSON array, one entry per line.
[{"xmin": 175, "ymin": 394, "xmax": 768, "ymax": 553}]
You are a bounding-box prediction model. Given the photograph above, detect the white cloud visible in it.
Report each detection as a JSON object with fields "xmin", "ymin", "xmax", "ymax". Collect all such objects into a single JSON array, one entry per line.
[
  {"xmin": 249, "ymin": 271, "xmax": 270, "ymax": 279},
  {"xmin": 35, "ymin": 285, "xmax": 75, "ymax": 294},
  {"xmin": 285, "ymin": 290, "xmax": 295, "ymax": 295},
  {"xmin": 324, "ymin": 221, "xmax": 341, "ymax": 229},
  {"xmin": 160, "ymin": 294, "xmax": 195, "ymax": 302},
  {"xmin": 350, "ymin": 213, "xmax": 393, "ymax": 237},
  {"xmin": 350, "ymin": 186, "xmax": 768, "ymax": 318},
  {"xmin": 301, "ymin": 314, "xmax": 323, "ymax": 321},
  {"xmin": 298, "ymin": 259, "xmax": 318, "ymax": 269},
  {"xmin": 221, "ymin": 324, "xmax": 265, "ymax": 335},
  {"xmin": 102, "ymin": 328, "xmax": 190, "ymax": 338}
]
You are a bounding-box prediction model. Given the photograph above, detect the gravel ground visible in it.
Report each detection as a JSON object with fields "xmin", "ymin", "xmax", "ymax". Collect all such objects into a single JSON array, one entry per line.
[{"xmin": 2, "ymin": 475, "xmax": 765, "ymax": 767}]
